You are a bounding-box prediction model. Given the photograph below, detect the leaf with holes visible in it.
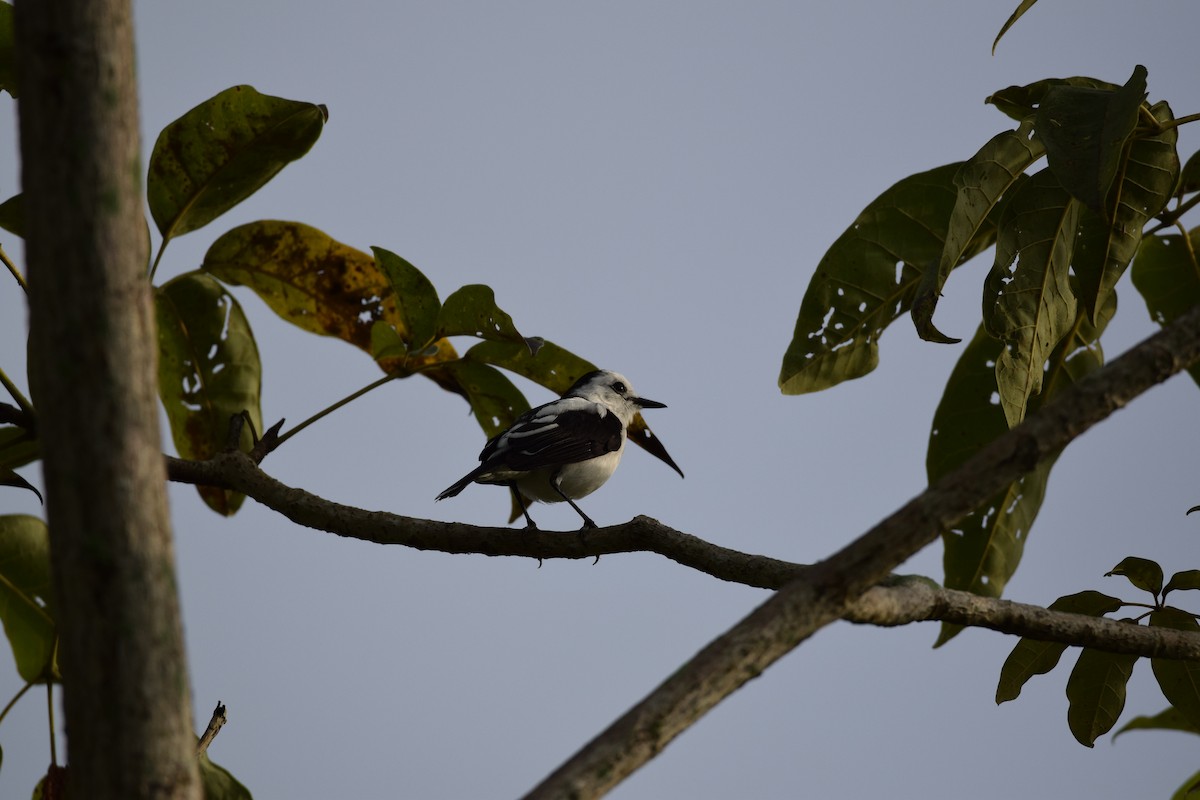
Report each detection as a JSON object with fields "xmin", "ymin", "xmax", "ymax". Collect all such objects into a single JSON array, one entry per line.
[
  {"xmin": 983, "ymin": 168, "xmax": 1080, "ymax": 427},
  {"xmin": 148, "ymin": 85, "xmax": 326, "ymax": 242},
  {"xmin": 996, "ymin": 590, "xmax": 1124, "ymax": 702},
  {"xmin": 1073, "ymin": 101, "xmax": 1179, "ymax": 321},
  {"xmin": 913, "ymin": 122, "xmax": 1041, "ymax": 343},
  {"xmin": 156, "ymin": 271, "xmax": 263, "ymax": 516},
  {"xmin": 438, "ymin": 285, "xmax": 541, "ymax": 354},
  {"xmin": 781, "ymin": 163, "xmax": 995, "ymax": 395},
  {"xmin": 1066, "ymin": 643, "xmax": 1138, "ymax": 747},
  {"xmin": 0, "ymin": 515, "xmax": 58, "ymax": 682},
  {"xmin": 371, "ymin": 247, "xmax": 441, "ymax": 354},
  {"xmin": 202, "ymin": 220, "xmax": 459, "ymax": 376},
  {"xmin": 933, "ymin": 288, "xmax": 1112, "ymax": 644},
  {"xmin": 1131, "ymin": 227, "xmax": 1200, "ymax": 390}
]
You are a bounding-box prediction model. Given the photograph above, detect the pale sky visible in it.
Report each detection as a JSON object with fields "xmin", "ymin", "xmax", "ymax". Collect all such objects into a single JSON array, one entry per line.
[{"xmin": 4, "ymin": 1, "xmax": 1200, "ymax": 797}]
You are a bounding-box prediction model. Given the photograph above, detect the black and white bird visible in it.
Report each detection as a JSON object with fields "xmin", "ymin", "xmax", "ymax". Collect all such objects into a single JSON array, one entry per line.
[{"xmin": 436, "ymin": 369, "xmax": 670, "ymax": 529}]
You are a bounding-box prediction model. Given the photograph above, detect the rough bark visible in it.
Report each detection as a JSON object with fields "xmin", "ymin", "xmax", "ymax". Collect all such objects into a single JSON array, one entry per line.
[{"xmin": 15, "ymin": 1, "xmax": 200, "ymax": 797}]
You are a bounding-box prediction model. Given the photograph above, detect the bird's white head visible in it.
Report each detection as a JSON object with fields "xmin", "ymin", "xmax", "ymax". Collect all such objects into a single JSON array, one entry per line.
[{"xmin": 565, "ymin": 369, "xmax": 666, "ymax": 427}]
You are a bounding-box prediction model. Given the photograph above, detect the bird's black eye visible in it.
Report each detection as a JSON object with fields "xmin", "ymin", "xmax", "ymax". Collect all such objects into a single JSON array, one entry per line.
[{"xmin": 612, "ymin": 381, "xmax": 627, "ymax": 395}]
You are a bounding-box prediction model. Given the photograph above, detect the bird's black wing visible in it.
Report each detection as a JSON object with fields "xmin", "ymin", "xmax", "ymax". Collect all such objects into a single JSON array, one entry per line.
[{"xmin": 482, "ymin": 403, "xmax": 622, "ymax": 472}]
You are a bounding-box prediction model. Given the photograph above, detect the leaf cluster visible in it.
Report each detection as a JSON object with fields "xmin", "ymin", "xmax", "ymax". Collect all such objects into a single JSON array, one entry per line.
[
  {"xmin": 779, "ymin": 64, "xmax": 1200, "ymax": 647},
  {"xmin": 0, "ymin": 77, "xmax": 686, "ymax": 796},
  {"xmin": 997, "ymin": 558, "xmax": 1200, "ymax": 795}
]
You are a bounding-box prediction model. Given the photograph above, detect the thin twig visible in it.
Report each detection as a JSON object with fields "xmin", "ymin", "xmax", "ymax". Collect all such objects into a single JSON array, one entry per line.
[
  {"xmin": 0, "ymin": 243, "xmax": 27, "ymax": 294},
  {"xmin": 0, "ymin": 365, "xmax": 35, "ymax": 423},
  {"xmin": 272, "ymin": 373, "xmax": 399, "ymax": 451},
  {"xmin": 196, "ymin": 700, "xmax": 227, "ymax": 757}
]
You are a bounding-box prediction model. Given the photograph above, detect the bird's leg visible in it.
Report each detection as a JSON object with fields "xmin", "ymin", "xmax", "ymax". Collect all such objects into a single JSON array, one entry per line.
[
  {"xmin": 547, "ymin": 479, "xmax": 600, "ymax": 562},
  {"xmin": 509, "ymin": 485, "xmax": 539, "ymax": 529},
  {"xmin": 508, "ymin": 485, "xmax": 544, "ymax": 568}
]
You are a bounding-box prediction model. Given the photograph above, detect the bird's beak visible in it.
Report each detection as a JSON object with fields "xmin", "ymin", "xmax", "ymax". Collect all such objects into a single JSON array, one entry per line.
[{"xmin": 635, "ymin": 397, "xmax": 667, "ymax": 409}]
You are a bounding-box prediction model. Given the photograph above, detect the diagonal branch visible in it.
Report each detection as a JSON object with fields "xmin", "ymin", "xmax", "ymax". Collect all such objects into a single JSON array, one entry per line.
[
  {"xmin": 521, "ymin": 303, "xmax": 1200, "ymax": 799},
  {"xmin": 166, "ymin": 302, "xmax": 1200, "ymax": 799}
]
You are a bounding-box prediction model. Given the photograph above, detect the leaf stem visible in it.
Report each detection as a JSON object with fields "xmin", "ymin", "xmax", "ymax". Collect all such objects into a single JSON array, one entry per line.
[
  {"xmin": 1155, "ymin": 111, "xmax": 1200, "ymax": 132},
  {"xmin": 1146, "ymin": 192, "xmax": 1200, "ymax": 236},
  {"xmin": 0, "ymin": 243, "xmax": 27, "ymax": 294},
  {"xmin": 0, "ymin": 679, "xmax": 33, "ymax": 727},
  {"xmin": 274, "ymin": 373, "xmax": 400, "ymax": 450},
  {"xmin": 0, "ymin": 364, "xmax": 35, "ymax": 422},
  {"xmin": 148, "ymin": 238, "xmax": 168, "ymax": 282},
  {"xmin": 47, "ymin": 679, "xmax": 57, "ymax": 766}
]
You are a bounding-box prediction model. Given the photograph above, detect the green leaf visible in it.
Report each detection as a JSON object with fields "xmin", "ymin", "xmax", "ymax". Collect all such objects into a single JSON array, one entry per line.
[
  {"xmin": 1166, "ymin": 570, "xmax": 1200, "ymax": 597},
  {"xmin": 987, "ymin": 76, "xmax": 1121, "ymax": 124},
  {"xmin": 203, "ymin": 221, "xmax": 458, "ymax": 376},
  {"xmin": 432, "ymin": 359, "xmax": 530, "ymax": 440},
  {"xmin": 991, "ymin": 0, "xmax": 1039, "ymax": 54},
  {"xmin": 155, "ymin": 272, "xmax": 263, "ymax": 516},
  {"xmin": 148, "ymin": 85, "xmax": 327, "ymax": 242},
  {"xmin": 1035, "ymin": 65, "xmax": 1147, "ymax": 217},
  {"xmin": 932, "ymin": 326, "xmax": 1052, "ymax": 645},
  {"xmin": 0, "ymin": 467, "xmax": 40, "ymax": 502},
  {"xmin": 0, "ymin": 193, "xmax": 21, "ymax": 237},
  {"xmin": 995, "ymin": 590, "xmax": 1123, "ymax": 703},
  {"xmin": 1179, "ymin": 149, "xmax": 1200, "ymax": 197},
  {"xmin": 0, "ymin": 1, "xmax": 15, "ymax": 98},
  {"xmin": 780, "ymin": 163, "xmax": 983, "ymax": 395},
  {"xmin": 1073, "ymin": 101, "xmax": 1179, "ymax": 320},
  {"xmin": 467, "ymin": 339, "xmax": 597, "ymax": 395},
  {"xmin": 983, "ymin": 167, "xmax": 1080, "ymax": 427},
  {"xmin": 912, "ymin": 122, "xmax": 1041, "ymax": 343},
  {"xmin": 1114, "ymin": 706, "xmax": 1200, "ymax": 741},
  {"xmin": 1066, "ymin": 643, "xmax": 1138, "ymax": 747},
  {"xmin": 1151, "ymin": 608, "xmax": 1200, "ymax": 729},
  {"xmin": 437, "ymin": 285, "xmax": 541, "ymax": 354},
  {"xmin": 1172, "ymin": 769, "xmax": 1200, "ymax": 800},
  {"xmin": 933, "ymin": 291, "xmax": 1114, "ymax": 644},
  {"xmin": 371, "ymin": 247, "xmax": 441, "ymax": 352},
  {"xmin": 0, "ymin": 425, "xmax": 37, "ymax": 471},
  {"xmin": 1130, "ymin": 228, "xmax": 1200, "ymax": 389},
  {"xmin": 0, "ymin": 515, "xmax": 58, "ymax": 682},
  {"xmin": 1105, "ymin": 556, "xmax": 1164, "ymax": 597},
  {"xmin": 200, "ymin": 753, "xmax": 254, "ymax": 800}
]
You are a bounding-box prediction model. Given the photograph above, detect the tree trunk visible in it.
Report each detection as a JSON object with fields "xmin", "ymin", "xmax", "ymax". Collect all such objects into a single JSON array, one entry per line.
[{"xmin": 15, "ymin": 1, "xmax": 200, "ymax": 797}]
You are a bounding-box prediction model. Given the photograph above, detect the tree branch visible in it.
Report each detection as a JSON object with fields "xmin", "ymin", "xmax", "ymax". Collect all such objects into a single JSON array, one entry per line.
[
  {"xmin": 196, "ymin": 701, "xmax": 227, "ymax": 758},
  {"xmin": 521, "ymin": 303, "xmax": 1200, "ymax": 799},
  {"xmin": 166, "ymin": 302, "xmax": 1200, "ymax": 799},
  {"xmin": 163, "ymin": 455, "xmax": 1200, "ymax": 662}
]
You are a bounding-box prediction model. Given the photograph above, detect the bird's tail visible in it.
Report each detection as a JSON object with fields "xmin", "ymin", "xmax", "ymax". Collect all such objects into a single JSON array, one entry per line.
[{"xmin": 436, "ymin": 466, "xmax": 486, "ymax": 501}]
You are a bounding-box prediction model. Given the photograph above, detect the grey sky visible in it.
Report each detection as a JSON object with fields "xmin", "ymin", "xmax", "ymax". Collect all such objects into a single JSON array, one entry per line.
[{"xmin": 3, "ymin": 1, "xmax": 1200, "ymax": 797}]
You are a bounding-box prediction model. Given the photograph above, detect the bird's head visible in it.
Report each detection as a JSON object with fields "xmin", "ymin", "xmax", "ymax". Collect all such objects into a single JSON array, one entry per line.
[{"xmin": 566, "ymin": 369, "xmax": 667, "ymax": 426}]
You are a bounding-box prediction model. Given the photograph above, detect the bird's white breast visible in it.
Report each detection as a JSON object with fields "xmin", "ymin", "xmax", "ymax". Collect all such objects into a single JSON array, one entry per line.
[{"xmin": 516, "ymin": 443, "xmax": 625, "ymax": 503}]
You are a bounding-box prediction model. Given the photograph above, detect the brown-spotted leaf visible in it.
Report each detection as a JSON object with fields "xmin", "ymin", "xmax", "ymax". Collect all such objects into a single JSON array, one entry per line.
[{"xmin": 202, "ymin": 220, "xmax": 459, "ymax": 375}]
